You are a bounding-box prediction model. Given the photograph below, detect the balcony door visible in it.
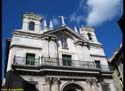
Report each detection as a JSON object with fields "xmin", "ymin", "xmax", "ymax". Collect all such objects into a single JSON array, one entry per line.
[
  {"xmin": 26, "ymin": 53, "xmax": 35, "ymax": 65},
  {"xmin": 62, "ymin": 54, "xmax": 72, "ymax": 66}
]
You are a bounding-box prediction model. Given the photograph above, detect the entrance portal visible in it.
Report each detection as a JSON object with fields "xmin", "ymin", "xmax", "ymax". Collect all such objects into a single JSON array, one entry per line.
[
  {"xmin": 63, "ymin": 83, "xmax": 84, "ymax": 91},
  {"xmin": 66, "ymin": 89, "xmax": 76, "ymax": 91}
]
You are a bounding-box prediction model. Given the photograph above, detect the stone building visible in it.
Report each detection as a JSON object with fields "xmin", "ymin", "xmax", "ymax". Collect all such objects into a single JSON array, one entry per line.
[
  {"xmin": 4, "ymin": 13, "xmax": 116, "ymax": 91},
  {"xmin": 108, "ymin": 44, "xmax": 123, "ymax": 91},
  {"xmin": 108, "ymin": 14, "xmax": 124, "ymax": 91}
]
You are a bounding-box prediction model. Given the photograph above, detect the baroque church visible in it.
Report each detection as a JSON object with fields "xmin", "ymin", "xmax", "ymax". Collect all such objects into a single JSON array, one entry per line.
[{"xmin": 4, "ymin": 13, "xmax": 116, "ymax": 91}]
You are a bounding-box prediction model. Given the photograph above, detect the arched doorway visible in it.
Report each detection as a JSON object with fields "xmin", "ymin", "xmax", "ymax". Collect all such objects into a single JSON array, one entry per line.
[
  {"xmin": 63, "ymin": 83, "xmax": 84, "ymax": 91},
  {"xmin": 66, "ymin": 89, "xmax": 76, "ymax": 91}
]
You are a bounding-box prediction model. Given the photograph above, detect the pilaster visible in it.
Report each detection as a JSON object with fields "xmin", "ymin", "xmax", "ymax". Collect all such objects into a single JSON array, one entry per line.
[{"xmin": 86, "ymin": 78, "xmax": 98, "ymax": 91}]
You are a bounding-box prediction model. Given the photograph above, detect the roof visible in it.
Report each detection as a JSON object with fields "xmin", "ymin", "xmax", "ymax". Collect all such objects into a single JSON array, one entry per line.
[{"xmin": 109, "ymin": 44, "xmax": 123, "ymax": 65}]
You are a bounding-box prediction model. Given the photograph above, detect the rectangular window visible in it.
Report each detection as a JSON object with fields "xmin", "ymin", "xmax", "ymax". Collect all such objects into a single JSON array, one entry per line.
[
  {"xmin": 26, "ymin": 53, "xmax": 35, "ymax": 65},
  {"xmin": 95, "ymin": 60, "xmax": 101, "ymax": 68},
  {"xmin": 62, "ymin": 54, "xmax": 72, "ymax": 66}
]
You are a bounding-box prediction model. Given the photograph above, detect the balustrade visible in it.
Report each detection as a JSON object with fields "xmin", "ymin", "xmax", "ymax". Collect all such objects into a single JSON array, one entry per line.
[{"xmin": 13, "ymin": 56, "xmax": 112, "ymax": 71}]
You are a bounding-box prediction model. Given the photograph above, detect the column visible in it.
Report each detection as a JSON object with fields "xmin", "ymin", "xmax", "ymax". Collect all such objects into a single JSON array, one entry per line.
[
  {"xmin": 51, "ymin": 78, "xmax": 59, "ymax": 91},
  {"xmin": 43, "ymin": 77, "xmax": 52, "ymax": 91},
  {"xmin": 86, "ymin": 79, "xmax": 91, "ymax": 91},
  {"xmin": 92, "ymin": 80, "xmax": 99, "ymax": 91},
  {"xmin": 86, "ymin": 78, "xmax": 98, "ymax": 91}
]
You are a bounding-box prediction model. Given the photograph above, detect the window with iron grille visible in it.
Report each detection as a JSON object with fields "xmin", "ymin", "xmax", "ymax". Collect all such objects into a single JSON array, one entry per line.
[
  {"xmin": 62, "ymin": 54, "xmax": 72, "ymax": 66},
  {"xmin": 26, "ymin": 53, "xmax": 35, "ymax": 65}
]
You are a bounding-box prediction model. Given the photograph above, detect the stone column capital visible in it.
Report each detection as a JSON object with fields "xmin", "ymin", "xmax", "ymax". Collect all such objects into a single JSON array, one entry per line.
[
  {"xmin": 53, "ymin": 78, "xmax": 61, "ymax": 85},
  {"xmin": 86, "ymin": 78, "xmax": 97, "ymax": 85}
]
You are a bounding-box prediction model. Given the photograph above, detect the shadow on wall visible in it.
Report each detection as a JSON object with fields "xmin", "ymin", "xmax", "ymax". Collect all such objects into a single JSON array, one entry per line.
[{"xmin": 2, "ymin": 70, "xmax": 39, "ymax": 91}]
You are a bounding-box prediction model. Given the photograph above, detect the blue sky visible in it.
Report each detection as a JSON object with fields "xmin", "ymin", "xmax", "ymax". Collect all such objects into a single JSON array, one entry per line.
[{"xmin": 2, "ymin": 0, "xmax": 123, "ymax": 80}]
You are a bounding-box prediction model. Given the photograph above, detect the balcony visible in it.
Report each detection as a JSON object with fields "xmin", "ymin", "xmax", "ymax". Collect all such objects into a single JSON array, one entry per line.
[{"xmin": 13, "ymin": 56, "xmax": 112, "ymax": 71}]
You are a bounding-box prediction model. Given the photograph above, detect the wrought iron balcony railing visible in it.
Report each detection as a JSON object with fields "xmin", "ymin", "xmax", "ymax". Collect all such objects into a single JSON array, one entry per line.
[
  {"xmin": 13, "ymin": 56, "xmax": 112, "ymax": 71},
  {"xmin": 13, "ymin": 56, "xmax": 40, "ymax": 66}
]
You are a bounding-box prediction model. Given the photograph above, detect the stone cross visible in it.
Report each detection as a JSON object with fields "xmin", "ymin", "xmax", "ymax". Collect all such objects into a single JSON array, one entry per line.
[{"xmin": 58, "ymin": 16, "xmax": 66, "ymax": 26}]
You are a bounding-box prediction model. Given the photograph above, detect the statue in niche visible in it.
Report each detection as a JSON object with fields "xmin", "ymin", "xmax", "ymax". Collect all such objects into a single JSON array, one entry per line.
[{"xmin": 61, "ymin": 35, "xmax": 68, "ymax": 49}]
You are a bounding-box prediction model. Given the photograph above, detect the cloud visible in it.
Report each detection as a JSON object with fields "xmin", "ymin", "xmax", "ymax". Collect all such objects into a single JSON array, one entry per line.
[
  {"xmin": 86, "ymin": 0, "xmax": 122, "ymax": 26},
  {"xmin": 69, "ymin": 0, "xmax": 122, "ymax": 27},
  {"xmin": 70, "ymin": 13, "xmax": 85, "ymax": 25},
  {"xmin": 52, "ymin": 17, "xmax": 60, "ymax": 26},
  {"xmin": 69, "ymin": 0, "xmax": 87, "ymax": 25}
]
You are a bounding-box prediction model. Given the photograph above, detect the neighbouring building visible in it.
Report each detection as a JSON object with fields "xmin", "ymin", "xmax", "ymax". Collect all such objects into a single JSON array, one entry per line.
[
  {"xmin": 108, "ymin": 14, "xmax": 124, "ymax": 91},
  {"xmin": 3, "ymin": 13, "xmax": 116, "ymax": 91},
  {"xmin": 108, "ymin": 44, "xmax": 123, "ymax": 91}
]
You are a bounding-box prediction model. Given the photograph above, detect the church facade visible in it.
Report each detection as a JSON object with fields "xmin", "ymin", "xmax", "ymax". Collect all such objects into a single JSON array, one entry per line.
[{"xmin": 5, "ymin": 13, "xmax": 116, "ymax": 91}]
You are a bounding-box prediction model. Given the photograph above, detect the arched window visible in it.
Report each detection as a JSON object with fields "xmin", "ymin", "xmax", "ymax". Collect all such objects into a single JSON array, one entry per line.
[
  {"xmin": 29, "ymin": 21, "xmax": 35, "ymax": 30},
  {"xmin": 87, "ymin": 33, "xmax": 92, "ymax": 41}
]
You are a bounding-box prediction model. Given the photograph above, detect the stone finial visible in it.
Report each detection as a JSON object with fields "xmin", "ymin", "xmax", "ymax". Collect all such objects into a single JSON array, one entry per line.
[
  {"xmin": 58, "ymin": 16, "xmax": 66, "ymax": 26},
  {"xmin": 49, "ymin": 20, "xmax": 53, "ymax": 30},
  {"xmin": 79, "ymin": 27, "xmax": 82, "ymax": 34},
  {"xmin": 43, "ymin": 19, "xmax": 48, "ymax": 32},
  {"xmin": 74, "ymin": 26, "xmax": 78, "ymax": 33},
  {"xmin": 43, "ymin": 19, "xmax": 47, "ymax": 27}
]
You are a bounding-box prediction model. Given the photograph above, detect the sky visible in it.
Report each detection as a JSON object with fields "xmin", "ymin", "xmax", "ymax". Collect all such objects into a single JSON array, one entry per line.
[{"xmin": 2, "ymin": 0, "xmax": 123, "ymax": 80}]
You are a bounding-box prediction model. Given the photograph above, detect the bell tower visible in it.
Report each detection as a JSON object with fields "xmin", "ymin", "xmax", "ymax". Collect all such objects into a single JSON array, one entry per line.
[
  {"xmin": 80, "ymin": 26, "xmax": 99, "ymax": 43},
  {"xmin": 22, "ymin": 13, "xmax": 42, "ymax": 33}
]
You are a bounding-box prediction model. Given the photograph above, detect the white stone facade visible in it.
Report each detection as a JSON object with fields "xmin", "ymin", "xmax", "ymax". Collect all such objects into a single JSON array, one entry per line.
[{"xmin": 6, "ymin": 13, "xmax": 116, "ymax": 91}]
